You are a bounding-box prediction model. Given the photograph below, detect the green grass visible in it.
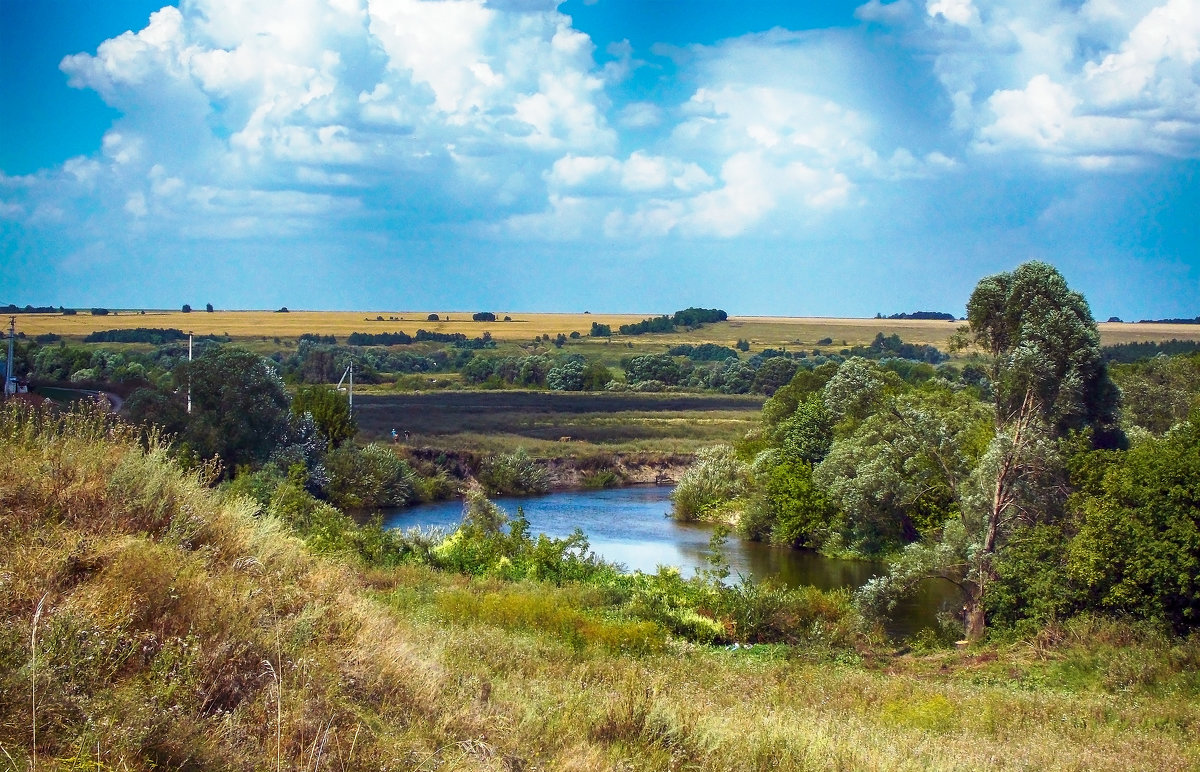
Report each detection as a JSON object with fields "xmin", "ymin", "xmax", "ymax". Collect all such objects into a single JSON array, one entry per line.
[{"xmin": 2, "ymin": 401, "xmax": 1199, "ymax": 771}]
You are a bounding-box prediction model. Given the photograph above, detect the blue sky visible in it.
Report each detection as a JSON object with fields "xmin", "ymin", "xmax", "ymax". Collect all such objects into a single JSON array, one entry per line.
[{"xmin": 1, "ymin": 0, "xmax": 1198, "ymax": 318}]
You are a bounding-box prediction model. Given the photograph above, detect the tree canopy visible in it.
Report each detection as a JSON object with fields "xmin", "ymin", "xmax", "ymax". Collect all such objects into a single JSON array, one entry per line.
[
  {"xmin": 963, "ymin": 260, "xmax": 1121, "ymax": 445},
  {"xmin": 173, "ymin": 347, "xmax": 291, "ymax": 473}
]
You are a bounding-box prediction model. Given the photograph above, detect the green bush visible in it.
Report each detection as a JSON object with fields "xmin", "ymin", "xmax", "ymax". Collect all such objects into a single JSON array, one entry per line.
[
  {"xmin": 741, "ymin": 456, "xmax": 838, "ymax": 548},
  {"xmin": 671, "ymin": 444, "xmax": 748, "ymax": 521},
  {"xmin": 478, "ymin": 448, "xmax": 549, "ymax": 496},
  {"xmin": 432, "ymin": 488, "xmax": 611, "ymax": 585},
  {"xmin": 323, "ymin": 443, "xmax": 416, "ymax": 510},
  {"xmin": 581, "ymin": 469, "xmax": 621, "ymax": 489}
]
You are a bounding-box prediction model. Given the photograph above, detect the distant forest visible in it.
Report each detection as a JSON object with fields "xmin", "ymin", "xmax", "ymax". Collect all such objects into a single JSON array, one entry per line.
[
  {"xmin": 1102, "ymin": 339, "xmax": 1200, "ymax": 363},
  {"xmin": 1138, "ymin": 316, "xmax": 1200, "ymax": 324},
  {"xmin": 875, "ymin": 311, "xmax": 957, "ymax": 321}
]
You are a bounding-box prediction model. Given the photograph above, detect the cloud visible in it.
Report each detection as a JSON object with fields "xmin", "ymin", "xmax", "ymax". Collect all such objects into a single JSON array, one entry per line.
[
  {"xmin": 583, "ymin": 30, "xmax": 952, "ymax": 238},
  {"xmin": 6, "ymin": 0, "xmax": 1193, "ymax": 317},
  {"xmin": 926, "ymin": 0, "xmax": 978, "ymax": 27},
  {"xmin": 855, "ymin": 0, "xmax": 915, "ymax": 25},
  {"xmin": 617, "ymin": 101, "xmax": 663, "ymax": 129},
  {"xmin": 547, "ymin": 151, "xmax": 711, "ymax": 195},
  {"xmin": 8, "ymin": 0, "xmax": 619, "ymax": 254},
  {"xmin": 878, "ymin": 0, "xmax": 1200, "ymax": 166}
]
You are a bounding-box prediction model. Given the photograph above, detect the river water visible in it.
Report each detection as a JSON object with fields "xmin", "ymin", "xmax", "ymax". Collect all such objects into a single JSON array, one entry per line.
[{"xmin": 383, "ymin": 485, "xmax": 960, "ymax": 638}]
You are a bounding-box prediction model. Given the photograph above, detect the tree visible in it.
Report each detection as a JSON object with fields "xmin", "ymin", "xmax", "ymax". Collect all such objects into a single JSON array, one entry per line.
[
  {"xmin": 205, "ymin": 303, "xmax": 214, "ymax": 312},
  {"xmin": 546, "ymin": 359, "xmax": 585, "ymax": 391},
  {"xmin": 742, "ymin": 457, "xmax": 837, "ymax": 549},
  {"xmin": 625, "ymin": 353, "xmax": 685, "ymax": 385},
  {"xmin": 580, "ymin": 360, "xmax": 612, "ymax": 390},
  {"xmin": 859, "ymin": 262, "xmax": 1118, "ymax": 641},
  {"xmin": 124, "ymin": 386, "xmax": 188, "ymax": 437},
  {"xmin": 173, "ymin": 347, "xmax": 291, "ymax": 474},
  {"xmin": 1065, "ymin": 412, "xmax": 1200, "ymax": 632},
  {"xmin": 752, "ymin": 357, "xmax": 799, "ymax": 395},
  {"xmin": 816, "ymin": 387, "xmax": 991, "ymax": 551},
  {"xmin": 292, "ymin": 385, "xmax": 357, "ymax": 448},
  {"xmin": 775, "ymin": 394, "xmax": 833, "ymax": 464},
  {"xmin": 961, "ymin": 260, "xmax": 1120, "ymax": 443},
  {"xmin": 1109, "ymin": 353, "xmax": 1200, "ymax": 435},
  {"xmin": 954, "ymin": 261, "xmax": 1119, "ymax": 639},
  {"xmin": 182, "ymin": 304, "xmax": 192, "ymax": 313},
  {"xmin": 323, "ymin": 443, "xmax": 415, "ymax": 509},
  {"xmin": 472, "ymin": 311, "xmax": 496, "ymax": 322}
]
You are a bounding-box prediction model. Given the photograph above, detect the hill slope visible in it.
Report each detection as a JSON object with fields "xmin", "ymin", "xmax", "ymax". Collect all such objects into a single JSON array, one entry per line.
[{"xmin": 1, "ymin": 403, "xmax": 1197, "ymax": 770}]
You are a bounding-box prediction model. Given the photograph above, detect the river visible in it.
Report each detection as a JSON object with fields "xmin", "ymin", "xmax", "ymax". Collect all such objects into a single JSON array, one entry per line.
[{"xmin": 383, "ymin": 485, "xmax": 961, "ymax": 639}]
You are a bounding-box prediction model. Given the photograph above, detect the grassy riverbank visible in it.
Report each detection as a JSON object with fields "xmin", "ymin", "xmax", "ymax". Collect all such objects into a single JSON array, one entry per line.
[{"xmin": 2, "ymin": 403, "xmax": 1198, "ymax": 770}]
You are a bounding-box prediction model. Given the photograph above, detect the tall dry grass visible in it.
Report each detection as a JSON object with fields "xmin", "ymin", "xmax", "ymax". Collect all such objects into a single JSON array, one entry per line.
[{"xmin": 1, "ymin": 400, "xmax": 1197, "ymax": 770}]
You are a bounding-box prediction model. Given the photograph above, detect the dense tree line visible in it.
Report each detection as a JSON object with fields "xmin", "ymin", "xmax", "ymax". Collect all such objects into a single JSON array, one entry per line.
[
  {"xmin": 1137, "ymin": 316, "xmax": 1200, "ymax": 324},
  {"xmin": 0, "ymin": 304, "xmax": 67, "ymax": 314},
  {"xmin": 83, "ymin": 328, "xmax": 231, "ymax": 344},
  {"xmin": 673, "ymin": 307, "xmax": 728, "ymax": 327},
  {"xmin": 459, "ymin": 352, "xmax": 612, "ymax": 391},
  {"xmin": 345, "ymin": 329, "xmax": 495, "ymax": 347},
  {"xmin": 619, "ymin": 315, "xmax": 676, "ymax": 335},
  {"xmin": 1102, "ymin": 339, "xmax": 1200, "ymax": 363},
  {"xmin": 675, "ymin": 262, "xmax": 1199, "ymax": 639},
  {"xmin": 877, "ymin": 311, "xmax": 957, "ymax": 321},
  {"xmin": 843, "ymin": 332, "xmax": 948, "ymax": 364},
  {"xmin": 616, "ymin": 307, "xmax": 729, "ymax": 336}
]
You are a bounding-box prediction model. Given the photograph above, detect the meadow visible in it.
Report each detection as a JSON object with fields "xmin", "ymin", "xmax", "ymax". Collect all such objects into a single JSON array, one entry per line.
[
  {"xmin": 15, "ymin": 309, "xmax": 1200, "ymax": 351},
  {"xmin": 2, "ymin": 403, "xmax": 1197, "ymax": 771}
]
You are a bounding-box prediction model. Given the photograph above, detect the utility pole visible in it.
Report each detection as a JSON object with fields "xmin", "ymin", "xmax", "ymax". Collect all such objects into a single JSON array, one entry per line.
[
  {"xmin": 187, "ymin": 331, "xmax": 193, "ymax": 414},
  {"xmin": 336, "ymin": 360, "xmax": 354, "ymax": 416},
  {"xmin": 4, "ymin": 316, "xmax": 14, "ymax": 397}
]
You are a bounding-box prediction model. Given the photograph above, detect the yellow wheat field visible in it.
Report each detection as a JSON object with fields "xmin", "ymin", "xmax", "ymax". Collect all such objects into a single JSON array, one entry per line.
[{"xmin": 10, "ymin": 310, "xmax": 1200, "ymax": 349}]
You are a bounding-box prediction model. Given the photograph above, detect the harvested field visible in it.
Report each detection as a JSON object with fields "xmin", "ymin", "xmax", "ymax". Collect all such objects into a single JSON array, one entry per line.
[
  {"xmin": 12, "ymin": 310, "xmax": 652, "ymax": 342},
  {"xmin": 17, "ymin": 311, "xmax": 1200, "ymax": 350},
  {"xmin": 353, "ymin": 390, "xmax": 764, "ymax": 455}
]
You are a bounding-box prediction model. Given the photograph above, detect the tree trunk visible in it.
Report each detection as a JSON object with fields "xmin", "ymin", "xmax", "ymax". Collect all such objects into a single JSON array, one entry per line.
[{"xmin": 964, "ymin": 588, "xmax": 987, "ymax": 642}]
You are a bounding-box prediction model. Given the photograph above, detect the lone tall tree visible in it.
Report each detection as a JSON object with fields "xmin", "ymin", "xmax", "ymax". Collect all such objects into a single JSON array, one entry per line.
[
  {"xmin": 957, "ymin": 261, "xmax": 1121, "ymax": 639},
  {"xmin": 858, "ymin": 262, "xmax": 1124, "ymax": 641}
]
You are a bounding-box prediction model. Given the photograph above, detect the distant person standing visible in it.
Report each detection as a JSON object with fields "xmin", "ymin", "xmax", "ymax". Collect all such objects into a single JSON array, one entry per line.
[{"xmin": 391, "ymin": 428, "xmax": 398, "ymax": 443}]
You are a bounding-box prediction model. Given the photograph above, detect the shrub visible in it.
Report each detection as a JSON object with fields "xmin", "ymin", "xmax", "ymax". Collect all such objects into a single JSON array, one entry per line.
[
  {"xmin": 671, "ymin": 445, "xmax": 749, "ymax": 521},
  {"xmin": 323, "ymin": 443, "xmax": 416, "ymax": 510},
  {"xmin": 581, "ymin": 469, "xmax": 621, "ymax": 489},
  {"xmin": 478, "ymin": 448, "xmax": 549, "ymax": 496},
  {"xmin": 547, "ymin": 359, "xmax": 585, "ymax": 391}
]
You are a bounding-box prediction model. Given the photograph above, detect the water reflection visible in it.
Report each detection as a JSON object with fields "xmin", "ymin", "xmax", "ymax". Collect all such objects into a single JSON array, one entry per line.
[{"xmin": 382, "ymin": 486, "xmax": 961, "ymax": 638}]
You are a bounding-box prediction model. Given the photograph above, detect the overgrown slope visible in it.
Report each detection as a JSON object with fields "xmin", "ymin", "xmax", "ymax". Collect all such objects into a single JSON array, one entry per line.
[{"xmin": 1, "ymin": 403, "xmax": 1198, "ymax": 770}]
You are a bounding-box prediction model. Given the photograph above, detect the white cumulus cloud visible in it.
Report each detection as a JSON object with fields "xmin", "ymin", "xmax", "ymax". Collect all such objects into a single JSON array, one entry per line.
[{"xmin": 879, "ymin": 0, "xmax": 1200, "ymax": 165}]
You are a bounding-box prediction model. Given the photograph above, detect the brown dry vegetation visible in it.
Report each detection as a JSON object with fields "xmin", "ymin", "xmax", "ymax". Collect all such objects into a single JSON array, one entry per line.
[
  {"xmin": 16, "ymin": 311, "xmax": 1200, "ymax": 349},
  {"xmin": 1, "ymin": 402, "xmax": 1198, "ymax": 770},
  {"xmin": 352, "ymin": 391, "xmax": 763, "ymax": 454}
]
